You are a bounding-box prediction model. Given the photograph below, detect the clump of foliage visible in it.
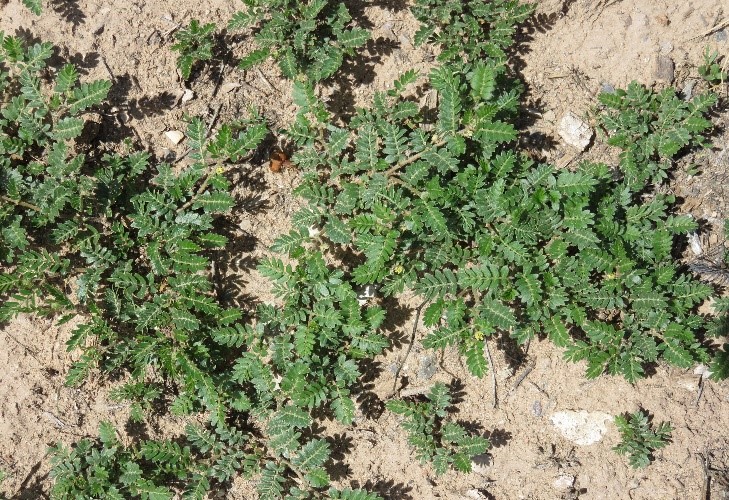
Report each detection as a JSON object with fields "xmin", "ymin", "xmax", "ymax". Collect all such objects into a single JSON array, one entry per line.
[
  {"xmin": 386, "ymin": 383, "xmax": 489, "ymax": 475},
  {"xmin": 229, "ymin": 0, "xmax": 369, "ymax": 81},
  {"xmin": 4, "ymin": 0, "xmax": 729, "ymax": 496},
  {"xmin": 283, "ymin": 4, "xmax": 722, "ymax": 382},
  {"xmin": 0, "ymin": 30, "xmax": 271, "ymax": 424},
  {"xmin": 698, "ymin": 48, "xmax": 728, "ymax": 86},
  {"xmin": 52, "ymin": 419, "xmax": 384, "ymax": 499},
  {"xmin": 597, "ymin": 81, "xmax": 717, "ymax": 187},
  {"xmin": 613, "ymin": 410, "xmax": 672, "ymax": 469},
  {"xmin": 2, "ymin": 32, "xmax": 388, "ymax": 498},
  {"xmin": 411, "ymin": 0, "xmax": 533, "ymax": 63},
  {"xmin": 246, "ymin": 250, "xmax": 389, "ymax": 423},
  {"xmin": 691, "ymin": 219, "xmax": 729, "ymax": 380},
  {"xmin": 50, "ymin": 422, "xmax": 201, "ymax": 498},
  {"xmin": 172, "ymin": 20, "xmax": 217, "ymax": 80}
]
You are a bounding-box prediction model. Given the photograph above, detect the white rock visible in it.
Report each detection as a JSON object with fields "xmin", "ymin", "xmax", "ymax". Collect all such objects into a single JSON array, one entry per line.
[
  {"xmin": 558, "ymin": 112, "xmax": 593, "ymax": 151},
  {"xmin": 181, "ymin": 89, "xmax": 195, "ymax": 103},
  {"xmin": 553, "ymin": 474, "xmax": 575, "ymax": 490},
  {"xmin": 694, "ymin": 364, "xmax": 713, "ymax": 378},
  {"xmin": 164, "ymin": 130, "xmax": 185, "ymax": 145},
  {"xmin": 687, "ymin": 232, "xmax": 703, "ymax": 256},
  {"xmin": 550, "ymin": 410, "xmax": 612, "ymax": 445},
  {"xmin": 463, "ymin": 490, "xmax": 486, "ymax": 500}
]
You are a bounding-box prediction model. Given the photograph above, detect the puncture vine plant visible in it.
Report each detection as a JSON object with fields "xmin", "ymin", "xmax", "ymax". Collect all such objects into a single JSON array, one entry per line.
[{"xmin": 2, "ymin": 0, "xmax": 728, "ymax": 496}]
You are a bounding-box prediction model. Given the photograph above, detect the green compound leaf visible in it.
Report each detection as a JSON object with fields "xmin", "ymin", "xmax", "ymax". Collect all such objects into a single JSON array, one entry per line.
[
  {"xmin": 68, "ymin": 80, "xmax": 111, "ymax": 115},
  {"xmin": 51, "ymin": 117, "xmax": 84, "ymax": 140},
  {"xmin": 22, "ymin": 0, "xmax": 42, "ymax": 15},
  {"xmin": 192, "ymin": 192, "xmax": 235, "ymax": 213}
]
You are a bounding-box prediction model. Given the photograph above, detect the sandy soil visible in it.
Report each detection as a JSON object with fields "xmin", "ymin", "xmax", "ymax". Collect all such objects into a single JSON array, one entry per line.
[{"xmin": 1, "ymin": 0, "xmax": 728, "ymax": 498}]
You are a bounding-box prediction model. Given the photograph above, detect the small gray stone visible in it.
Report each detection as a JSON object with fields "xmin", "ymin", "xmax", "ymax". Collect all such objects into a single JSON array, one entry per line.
[
  {"xmin": 654, "ymin": 55, "xmax": 675, "ymax": 83},
  {"xmin": 532, "ymin": 400, "xmax": 543, "ymax": 417},
  {"xmin": 716, "ymin": 30, "xmax": 728, "ymax": 42},
  {"xmin": 682, "ymin": 79, "xmax": 696, "ymax": 101},
  {"xmin": 418, "ymin": 355, "xmax": 437, "ymax": 380},
  {"xmin": 600, "ymin": 83, "xmax": 616, "ymax": 94}
]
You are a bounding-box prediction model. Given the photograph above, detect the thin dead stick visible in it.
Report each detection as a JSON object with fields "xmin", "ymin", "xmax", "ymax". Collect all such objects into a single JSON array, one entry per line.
[
  {"xmin": 255, "ymin": 68, "xmax": 278, "ymax": 94},
  {"xmin": 506, "ymin": 359, "xmax": 536, "ymax": 400},
  {"xmin": 211, "ymin": 60, "xmax": 226, "ymax": 98},
  {"xmin": 698, "ymin": 452, "xmax": 710, "ymax": 500},
  {"xmin": 0, "ymin": 330, "xmax": 44, "ymax": 366},
  {"xmin": 41, "ymin": 410, "xmax": 67, "ymax": 429},
  {"xmin": 687, "ymin": 18, "xmax": 729, "ymax": 41},
  {"xmin": 100, "ymin": 56, "xmax": 116, "ymax": 82},
  {"xmin": 694, "ymin": 373, "xmax": 705, "ymax": 407},
  {"xmin": 484, "ymin": 339, "xmax": 498, "ymax": 408},
  {"xmin": 390, "ymin": 299, "xmax": 429, "ymax": 397},
  {"xmin": 206, "ymin": 103, "xmax": 224, "ymax": 136}
]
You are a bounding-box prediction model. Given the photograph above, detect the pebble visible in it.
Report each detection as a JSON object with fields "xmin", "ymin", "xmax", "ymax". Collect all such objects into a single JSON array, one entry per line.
[
  {"xmin": 600, "ymin": 82, "xmax": 616, "ymax": 94},
  {"xmin": 164, "ymin": 130, "xmax": 185, "ymax": 145},
  {"xmin": 659, "ymin": 41, "xmax": 673, "ymax": 55},
  {"xmin": 682, "ymin": 79, "xmax": 696, "ymax": 101},
  {"xmin": 688, "ymin": 232, "xmax": 703, "ymax": 256},
  {"xmin": 181, "ymin": 89, "xmax": 195, "ymax": 103},
  {"xmin": 694, "ymin": 364, "xmax": 713, "ymax": 378},
  {"xmin": 418, "ymin": 355, "xmax": 437, "ymax": 380},
  {"xmin": 677, "ymin": 375, "xmax": 699, "ymax": 392},
  {"xmin": 717, "ymin": 30, "xmax": 728, "ymax": 42},
  {"xmin": 532, "ymin": 400, "xmax": 543, "ymax": 417},
  {"xmin": 554, "ymin": 474, "xmax": 575, "ymax": 490},
  {"xmin": 550, "ymin": 410, "xmax": 612, "ymax": 445},
  {"xmin": 558, "ymin": 112, "xmax": 593, "ymax": 152},
  {"xmin": 653, "ymin": 55, "xmax": 675, "ymax": 83}
]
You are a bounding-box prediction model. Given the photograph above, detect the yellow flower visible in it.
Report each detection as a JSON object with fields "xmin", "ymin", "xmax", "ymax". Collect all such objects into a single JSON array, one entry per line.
[
  {"xmin": 474, "ymin": 331, "xmax": 485, "ymax": 341},
  {"xmin": 216, "ymin": 166, "xmax": 224, "ymax": 175},
  {"xmin": 394, "ymin": 265, "xmax": 404, "ymax": 275}
]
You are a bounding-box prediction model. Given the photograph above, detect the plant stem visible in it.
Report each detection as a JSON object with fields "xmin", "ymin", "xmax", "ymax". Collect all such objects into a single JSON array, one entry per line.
[
  {"xmin": 385, "ymin": 137, "xmax": 449, "ymax": 177},
  {"xmin": 1, "ymin": 195, "xmax": 42, "ymax": 212},
  {"xmin": 176, "ymin": 162, "xmax": 223, "ymax": 214}
]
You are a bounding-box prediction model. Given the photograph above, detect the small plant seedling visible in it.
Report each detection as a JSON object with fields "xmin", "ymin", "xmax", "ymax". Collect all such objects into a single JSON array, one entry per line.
[
  {"xmin": 699, "ymin": 47, "xmax": 728, "ymax": 86},
  {"xmin": 613, "ymin": 410, "xmax": 672, "ymax": 468},
  {"xmin": 386, "ymin": 383, "xmax": 490, "ymax": 475},
  {"xmin": 172, "ymin": 19, "xmax": 217, "ymax": 80}
]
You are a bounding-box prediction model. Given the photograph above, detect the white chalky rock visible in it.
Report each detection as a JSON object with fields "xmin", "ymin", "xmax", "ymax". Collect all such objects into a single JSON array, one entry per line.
[
  {"xmin": 550, "ymin": 410, "xmax": 612, "ymax": 445},
  {"xmin": 694, "ymin": 364, "xmax": 713, "ymax": 378},
  {"xmin": 554, "ymin": 474, "xmax": 575, "ymax": 490},
  {"xmin": 687, "ymin": 232, "xmax": 703, "ymax": 256},
  {"xmin": 558, "ymin": 111, "xmax": 593, "ymax": 151},
  {"xmin": 164, "ymin": 130, "xmax": 185, "ymax": 145},
  {"xmin": 181, "ymin": 89, "xmax": 195, "ymax": 103}
]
